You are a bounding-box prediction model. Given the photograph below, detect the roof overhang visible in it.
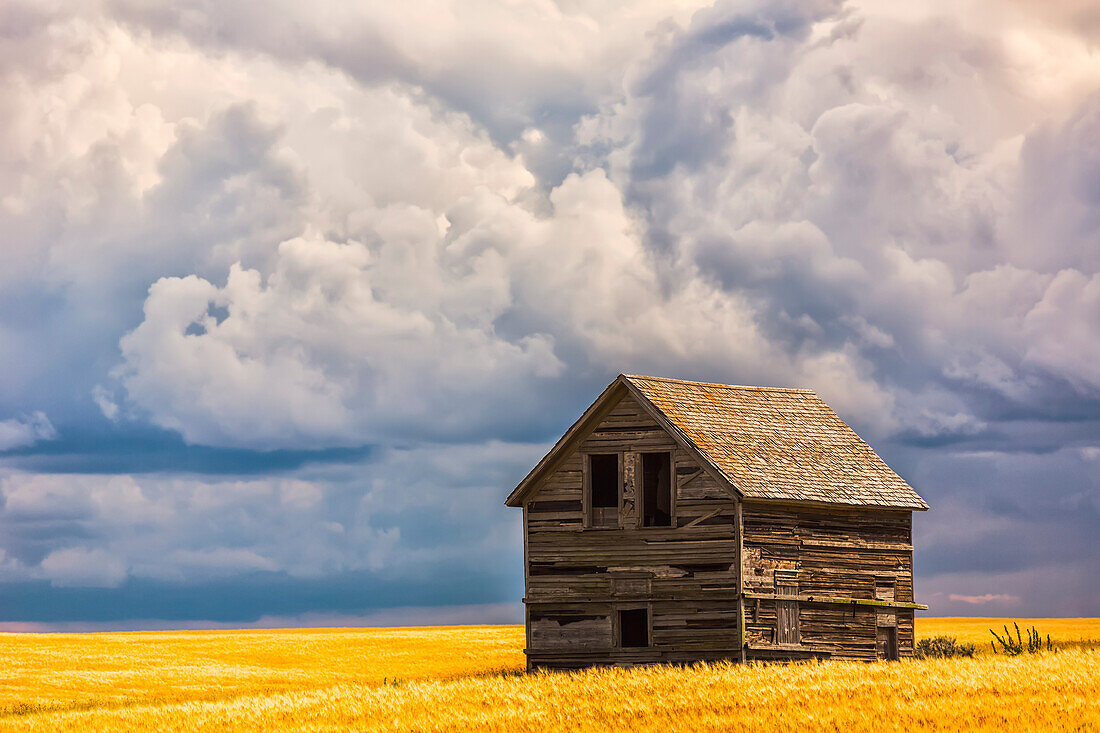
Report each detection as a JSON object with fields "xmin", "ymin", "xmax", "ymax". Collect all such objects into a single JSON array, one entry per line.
[
  {"xmin": 505, "ymin": 373, "xmax": 927, "ymax": 512},
  {"xmin": 504, "ymin": 377, "xmax": 627, "ymax": 507},
  {"xmin": 739, "ymin": 496, "xmax": 929, "ymax": 512}
]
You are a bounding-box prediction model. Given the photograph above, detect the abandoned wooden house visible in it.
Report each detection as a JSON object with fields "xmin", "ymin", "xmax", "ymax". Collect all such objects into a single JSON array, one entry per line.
[{"xmin": 505, "ymin": 374, "xmax": 928, "ymax": 670}]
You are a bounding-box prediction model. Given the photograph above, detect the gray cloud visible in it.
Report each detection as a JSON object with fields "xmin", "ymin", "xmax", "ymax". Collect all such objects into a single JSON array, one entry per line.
[
  {"xmin": 0, "ymin": 413, "xmax": 55, "ymax": 451},
  {"xmin": 0, "ymin": 0, "xmax": 1097, "ymax": 620},
  {"xmin": 0, "ymin": 602, "xmax": 523, "ymax": 632},
  {"xmin": 0, "ymin": 437, "xmax": 542, "ymax": 591}
]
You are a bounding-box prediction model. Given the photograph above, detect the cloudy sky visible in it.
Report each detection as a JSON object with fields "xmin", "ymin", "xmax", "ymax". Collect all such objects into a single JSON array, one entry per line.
[{"xmin": 1, "ymin": 0, "xmax": 1098, "ymax": 628}]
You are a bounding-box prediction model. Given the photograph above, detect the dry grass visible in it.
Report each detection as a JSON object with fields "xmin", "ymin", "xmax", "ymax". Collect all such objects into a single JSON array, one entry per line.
[
  {"xmin": 0, "ymin": 626, "xmax": 524, "ymax": 717},
  {"xmin": 917, "ymin": 616, "xmax": 1100, "ymax": 654},
  {"xmin": 0, "ymin": 619, "xmax": 1097, "ymax": 731}
]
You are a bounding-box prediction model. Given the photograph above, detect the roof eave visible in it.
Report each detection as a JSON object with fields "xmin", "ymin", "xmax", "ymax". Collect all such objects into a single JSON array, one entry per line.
[
  {"xmin": 503, "ymin": 377, "xmax": 630, "ymax": 507},
  {"xmin": 740, "ymin": 496, "xmax": 928, "ymax": 512},
  {"xmin": 506, "ymin": 373, "xmax": 929, "ymax": 512}
]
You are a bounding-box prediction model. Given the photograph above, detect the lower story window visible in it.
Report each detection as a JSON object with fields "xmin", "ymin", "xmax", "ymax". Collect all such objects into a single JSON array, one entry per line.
[{"xmin": 619, "ymin": 608, "xmax": 649, "ymax": 647}]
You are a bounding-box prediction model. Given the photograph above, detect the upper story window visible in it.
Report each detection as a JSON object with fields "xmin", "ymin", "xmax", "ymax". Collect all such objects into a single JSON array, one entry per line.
[
  {"xmin": 641, "ymin": 452, "xmax": 672, "ymax": 527},
  {"xmin": 588, "ymin": 454, "xmax": 619, "ymax": 527}
]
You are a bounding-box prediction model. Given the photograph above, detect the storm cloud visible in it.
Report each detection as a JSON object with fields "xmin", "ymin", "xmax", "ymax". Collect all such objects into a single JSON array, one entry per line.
[{"xmin": 0, "ymin": 0, "xmax": 1097, "ymax": 623}]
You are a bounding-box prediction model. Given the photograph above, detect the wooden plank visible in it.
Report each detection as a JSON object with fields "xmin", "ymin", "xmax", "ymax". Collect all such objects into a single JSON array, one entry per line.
[
  {"xmin": 581, "ymin": 454, "xmax": 590, "ymax": 529},
  {"xmin": 681, "ymin": 507, "xmax": 723, "ymax": 529},
  {"xmin": 801, "ymin": 538, "xmax": 913, "ymax": 551},
  {"xmin": 743, "ymin": 592, "xmax": 926, "ymax": 610},
  {"xmin": 621, "ymin": 452, "xmax": 637, "ymax": 529},
  {"xmin": 736, "ymin": 497, "xmax": 746, "ymax": 663},
  {"xmin": 523, "ymin": 503, "xmax": 531, "ymax": 661},
  {"xmin": 777, "ymin": 599, "xmax": 798, "ymax": 644},
  {"xmin": 678, "ymin": 468, "xmax": 704, "ymax": 489}
]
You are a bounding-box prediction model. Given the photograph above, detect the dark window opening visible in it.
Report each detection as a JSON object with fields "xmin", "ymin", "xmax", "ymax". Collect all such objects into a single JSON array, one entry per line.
[
  {"xmin": 619, "ymin": 608, "xmax": 648, "ymax": 647},
  {"xmin": 642, "ymin": 452, "xmax": 672, "ymax": 527},
  {"xmin": 590, "ymin": 454, "xmax": 618, "ymax": 509}
]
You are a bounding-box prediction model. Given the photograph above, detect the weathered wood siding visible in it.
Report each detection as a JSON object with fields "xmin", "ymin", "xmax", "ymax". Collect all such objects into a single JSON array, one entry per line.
[
  {"xmin": 521, "ymin": 392, "xmax": 919, "ymax": 668},
  {"xmin": 525, "ymin": 393, "xmax": 740, "ymax": 670},
  {"xmin": 742, "ymin": 502, "xmax": 916, "ymax": 660}
]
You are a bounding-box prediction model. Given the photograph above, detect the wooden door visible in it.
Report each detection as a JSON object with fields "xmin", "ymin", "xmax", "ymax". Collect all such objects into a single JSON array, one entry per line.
[
  {"xmin": 776, "ymin": 583, "xmax": 799, "ymax": 645},
  {"xmin": 877, "ymin": 625, "xmax": 898, "ymax": 660}
]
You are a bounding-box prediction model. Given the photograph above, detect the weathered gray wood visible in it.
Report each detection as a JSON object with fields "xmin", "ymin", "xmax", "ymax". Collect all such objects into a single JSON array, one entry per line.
[
  {"xmin": 581, "ymin": 453, "xmax": 590, "ymax": 528},
  {"xmin": 743, "ymin": 592, "xmax": 925, "ymax": 610},
  {"xmin": 738, "ymin": 502, "xmax": 918, "ymax": 660},
  {"xmin": 777, "ymin": 599, "xmax": 799, "ymax": 644},
  {"xmin": 521, "ymin": 391, "xmax": 742, "ymax": 670},
  {"xmin": 677, "ymin": 468, "xmax": 704, "ymax": 489},
  {"xmin": 523, "ymin": 503, "xmax": 531, "ymax": 653},
  {"xmin": 516, "ymin": 388, "xmax": 920, "ymax": 670},
  {"xmin": 681, "ymin": 507, "xmax": 722, "ymax": 529},
  {"xmin": 621, "ymin": 451, "xmax": 637, "ymax": 529},
  {"xmin": 735, "ymin": 498, "xmax": 746, "ymax": 663}
]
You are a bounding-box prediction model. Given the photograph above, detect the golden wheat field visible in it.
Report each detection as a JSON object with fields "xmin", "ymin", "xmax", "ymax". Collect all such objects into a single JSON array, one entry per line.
[{"xmin": 0, "ymin": 618, "xmax": 1097, "ymax": 731}]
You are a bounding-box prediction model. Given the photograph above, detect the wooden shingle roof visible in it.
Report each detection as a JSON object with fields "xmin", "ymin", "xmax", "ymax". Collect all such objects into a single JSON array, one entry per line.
[
  {"xmin": 623, "ymin": 375, "xmax": 927, "ymax": 510},
  {"xmin": 506, "ymin": 374, "xmax": 927, "ymax": 510}
]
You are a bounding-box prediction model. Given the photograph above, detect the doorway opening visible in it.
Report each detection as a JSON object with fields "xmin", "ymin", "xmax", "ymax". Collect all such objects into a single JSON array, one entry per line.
[{"xmin": 619, "ymin": 608, "xmax": 649, "ymax": 648}]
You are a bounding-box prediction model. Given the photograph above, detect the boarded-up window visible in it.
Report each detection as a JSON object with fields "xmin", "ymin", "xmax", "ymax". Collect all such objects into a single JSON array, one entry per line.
[
  {"xmin": 619, "ymin": 608, "xmax": 649, "ymax": 647},
  {"xmin": 590, "ymin": 454, "xmax": 618, "ymax": 508},
  {"xmin": 776, "ymin": 579, "xmax": 800, "ymax": 645},
  {"xmin": 641, "ymin": 452, "xmax": 672, "ymax": 527},
  {"xmin": 530, "ymin": 612, "xmax": 613, "ymax": 650}
]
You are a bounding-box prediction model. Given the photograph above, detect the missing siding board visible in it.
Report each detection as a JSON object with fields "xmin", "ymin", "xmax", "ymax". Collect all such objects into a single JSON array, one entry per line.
[
  {"xmin": 685, "ymin": 617, "xmax": 739, "ymax": 629},
  {"xmin": 529, "ymin": 500, "xmax": 582, "ymax": 514},
  {"xmin": 529, "ymin": 612, "xmax": 606, "ymax": 625},
  {"xmin": 674, "ymin": 563, "xmax": 732, "ymax": 576},
  {"xmin": 529, "ymin": 563, "xmax": 607, "ymax": 576}
]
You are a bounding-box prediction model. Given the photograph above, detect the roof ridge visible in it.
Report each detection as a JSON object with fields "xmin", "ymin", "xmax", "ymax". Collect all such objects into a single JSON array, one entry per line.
[{"xmin": 622, "ymin": 374, "xmax": 815, "ymax": 394}]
